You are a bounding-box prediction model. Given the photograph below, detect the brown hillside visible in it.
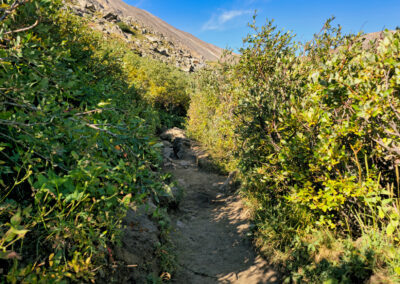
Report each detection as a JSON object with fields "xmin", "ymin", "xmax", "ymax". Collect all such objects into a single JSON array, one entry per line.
[{"xmin": 91, "ymin": 0, "xmax": 223, "ymax": 62}]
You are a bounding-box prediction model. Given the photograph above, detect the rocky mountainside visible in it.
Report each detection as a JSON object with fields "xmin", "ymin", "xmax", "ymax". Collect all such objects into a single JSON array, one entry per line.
[{"xmin": 70, "ymin": 0, "xmax": 224, "ymax": 72}]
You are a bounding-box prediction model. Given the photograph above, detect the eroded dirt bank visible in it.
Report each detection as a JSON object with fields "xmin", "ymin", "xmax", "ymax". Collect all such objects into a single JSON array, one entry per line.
[{"xmin": 161, "ymin": 128, "xmax": 279, "ymax": 284}]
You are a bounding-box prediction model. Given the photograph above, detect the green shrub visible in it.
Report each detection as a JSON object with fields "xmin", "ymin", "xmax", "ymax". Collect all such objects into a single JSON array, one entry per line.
[
  {"xmin": 188, "ymin": 16, "xmax": 400, "ymax": 282},
  {"xmin": 117, "ymin": 21, "xmax": 135, "ymax": 34},
  {"xmin": 187, "ymin": 62, "xmax": 239, "ymax": 172},
  {"xmin": 125, "ymin": 54, "xmax": 193, "ymax": 118},
  {"xmin": 0, "ymin": 0, "xmax": 182, "ymax": 281}
]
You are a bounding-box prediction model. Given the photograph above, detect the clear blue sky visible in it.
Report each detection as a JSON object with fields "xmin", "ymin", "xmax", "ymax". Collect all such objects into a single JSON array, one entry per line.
[{"xmin": 125, "ymin": 0, "xmax": 400, "ymax": 51}]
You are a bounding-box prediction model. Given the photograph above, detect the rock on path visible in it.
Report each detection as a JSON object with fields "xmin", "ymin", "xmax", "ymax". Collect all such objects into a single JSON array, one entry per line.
[{"xmin": 161, "ymin": 129, "xmax": 279, "ymax": 284}]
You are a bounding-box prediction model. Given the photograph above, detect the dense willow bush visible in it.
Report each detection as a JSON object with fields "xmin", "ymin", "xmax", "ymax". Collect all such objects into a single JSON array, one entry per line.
[
  {"xmin": 0, "ymin": 0, "xmax": 187, "ymax": 281},
  {"xmin": 188, "ymin": 17, "xmax": 400, "ymax": 282},
  {"xmin": 125, "ymin": 55, "xmax": 192, "ymax": 117},
  {"xmin": 187, "ymin": 60, "xmax": 240, "ymax": 172},
  {"xmin": 236, "ymin": 19, "xmax": 400, "ymax": 229}
]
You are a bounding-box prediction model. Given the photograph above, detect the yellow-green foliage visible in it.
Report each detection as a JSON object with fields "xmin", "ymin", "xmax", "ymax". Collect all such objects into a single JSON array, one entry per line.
[
  {"xmin": 0, "ymin": 0, "xmax": 186, "ymax": 282},
  {"xmin": 81, "ymin": 20, "xmax": 193, "ymax": 119},
  {"xmin": 188, "ymin": 17, "xmax": 400, "ymax": 282},
  {"xmin": 124, "ymin": 53, "xmax": 192, "ymax": 117},
  {"xmin": 187, "ymin": 64, "xmax": 239, "ymax": 172}
]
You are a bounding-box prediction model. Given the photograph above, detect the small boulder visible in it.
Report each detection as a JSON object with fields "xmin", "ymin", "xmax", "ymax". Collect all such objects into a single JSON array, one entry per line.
[
  {"xmin": 114, "ymin": 205, "xmax": 160, "ymax": 281},
  {"xmin": 172, "ymin": 137, "xmax": 185, "ymax": 159},
  {"xmin": 162, "ymin": 140, "xmax": 172, "ymax": 147},
  {"xmin": 177, "ymin": 160, "xmax": 192, "ymax": 168},
  {"xmin": 103, "ymin": 11, "xmax": 119, "ymax": 21},
  {"xmin": 85, "ymin": 3, "xmax": 96, "ymax": 12},
  {"xmin": 162, "ymin": 146, "xmax": 174, "ymax": 160},
  {"xmin": 154, "ymin": 47, "xmax": 170, "ymax": 57}
]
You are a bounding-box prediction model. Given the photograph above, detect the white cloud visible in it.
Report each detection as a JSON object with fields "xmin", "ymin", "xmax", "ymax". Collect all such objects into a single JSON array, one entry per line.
[{"xmin": 202, "ymin": 9, "xmax": 252, "ymax": 31}]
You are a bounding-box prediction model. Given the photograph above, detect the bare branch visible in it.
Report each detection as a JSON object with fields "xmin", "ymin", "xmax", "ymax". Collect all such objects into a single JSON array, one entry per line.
[
  {"xmin": 75, "ymin": 109, "xmax": 104, "ymax": 116},
  {"xmin": 372, "ymin": 138, "xmax": 400, "ymax": 157},
  {"xmin": 390, "ymin": 102, "xmax": 400, "ymax": 121},
  {"xmin": 0, "ymin": 119, "xmax": 47, "ymax": 127},
  {"xmin": 84, "ymin": 123, "xmax": 118, "ymax": 137},
  {"xmin": 384, "ymin": 68, "xmax": 390, "ymax": 91},
  {"xmin": 4, "ymin": 19, "xmax": 38, "ymax": 35},
  {"xmin": 386, "ymin": 122, "xmax": 400, "ymax": 138},
  {"xmin": 3, "ymin": 101, "xmax": 38, "ymax": 111},
  {"xmin": 68, "ymin": 118, "xmax": 118, "ymax": 137},
  {"xmin": 74, "ymin": 108, "xmax": 115, "ymax": 116}
]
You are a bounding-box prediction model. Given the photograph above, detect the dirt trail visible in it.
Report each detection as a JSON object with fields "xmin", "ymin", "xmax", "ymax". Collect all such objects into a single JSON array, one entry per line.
[{"xmin": 162, "ymin": 131, "xmax": 279, "ymax": 284}]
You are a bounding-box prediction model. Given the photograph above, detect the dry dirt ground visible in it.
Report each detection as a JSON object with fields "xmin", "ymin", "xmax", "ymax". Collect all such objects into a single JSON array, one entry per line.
[{"xmin": 162, "ymin": 133, "xmax": 280, "ymax": 284}]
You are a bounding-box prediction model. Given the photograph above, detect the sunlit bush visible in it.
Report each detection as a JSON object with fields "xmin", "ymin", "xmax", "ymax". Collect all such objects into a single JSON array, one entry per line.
[
  {"xmin": 0, "ymin": 0, "xmax": 183, "ymax": 281},
  {"xmin": 188, "ymin": 16, "xmax": 400, "ymax": 281}
]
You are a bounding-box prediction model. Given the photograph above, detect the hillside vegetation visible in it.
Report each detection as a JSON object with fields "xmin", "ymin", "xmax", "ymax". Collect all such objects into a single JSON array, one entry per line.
[
  {"xmin": 0, "ymin": 0, "xmax": 191, "ymax": 282},
  {"xmin": 1, "ymin": 0, "xmax": 400, "ymax": 282},
  {"xmin": 188, "ymin": 18, "xmax": 400, "ymax": 283}
]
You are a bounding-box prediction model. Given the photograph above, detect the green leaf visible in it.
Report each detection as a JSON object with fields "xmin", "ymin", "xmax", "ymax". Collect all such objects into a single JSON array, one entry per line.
[
  {"xmin": 386, "ymin": 221, "xmax": 399, "ymax": 237},
  {"xmin": 10, "ymin": 227, "xmax": 29, "ymax": 238},
  {"xmin": 10, "ymin": 210, "xmax": 22, "ymax": 226},
  {"xmin": 39, "ymin": 78, "xmax": 49, "ymax": 89},
  {"xmin": 323, "ymin": 279, "xmax": 339, "ymax": 284},
  {"xmin": 64, "ymin": 190, "xmax": 84, "ymax": 203},
  {"xmin": 71, "ymin": 151, "xmax": 79, "ymax": 160},
  {"xmin": 378, "ymin": 208, "xmax": 385, "ymax": 219}
]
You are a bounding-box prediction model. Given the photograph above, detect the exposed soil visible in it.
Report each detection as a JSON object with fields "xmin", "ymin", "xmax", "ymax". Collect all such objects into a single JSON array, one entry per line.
[{"xmin": 162, "ymin": 131, "xmax": 280, "ymax": 284}]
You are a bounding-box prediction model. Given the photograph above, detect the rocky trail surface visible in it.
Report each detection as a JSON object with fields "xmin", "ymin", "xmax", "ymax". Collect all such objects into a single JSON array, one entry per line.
[{"xmin": 161, "ymin": 128, "xmax": 279, "ymax": 284}]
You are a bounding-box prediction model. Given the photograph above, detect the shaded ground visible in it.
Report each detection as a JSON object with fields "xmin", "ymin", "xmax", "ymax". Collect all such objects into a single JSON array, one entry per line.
[{"xmin": 162, "ymin": 133, "xmax": 279, "ymax": 284}]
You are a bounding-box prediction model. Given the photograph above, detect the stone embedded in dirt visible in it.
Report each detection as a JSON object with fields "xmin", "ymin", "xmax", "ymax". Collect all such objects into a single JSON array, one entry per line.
[
  {"xmin": 163, "ymin": 161, "xmax": 174, "ymax": 168},
  {"xmin": 176, "ymin": 220, "xmax": 185, "ymax": 228},
  {"xmin": 162, "ymin": 145, "xmax": 174, "ymax": 160},
  {"xmin": 173, "ymin": 137, "xmax": 186, "ymax": 159},
  {"xmin": 177, "ymin": 160, "xmax": 192, "ymax": 168},
  {"xmin": 160, "ymin": 128, "xmax": 191, "ymax": 160},
  {"xmin": 162, "ymin": 140, "xmax": 172, "ymax": 147}
]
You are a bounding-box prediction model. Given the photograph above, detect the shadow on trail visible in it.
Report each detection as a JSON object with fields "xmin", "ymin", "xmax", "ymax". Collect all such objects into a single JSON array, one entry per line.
[{"xmin": 162, "ymin": 136, "xmax": 280, "ymax": 284}]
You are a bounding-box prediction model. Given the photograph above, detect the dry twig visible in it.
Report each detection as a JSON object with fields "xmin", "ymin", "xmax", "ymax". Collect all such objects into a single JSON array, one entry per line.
[{"xmin": 3, "ymin": 19, "xmax": 39, "ymax": 35}]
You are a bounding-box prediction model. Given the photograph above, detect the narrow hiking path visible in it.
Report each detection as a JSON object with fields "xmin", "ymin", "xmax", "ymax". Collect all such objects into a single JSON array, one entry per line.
[{"xmin": 160, "ymin": 129, "xmax": 279, "ymax": 284}]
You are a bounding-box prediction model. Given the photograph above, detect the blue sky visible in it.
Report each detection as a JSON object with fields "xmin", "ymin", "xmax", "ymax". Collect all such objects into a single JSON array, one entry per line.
[{"xmin": 125, "ymin": 0, "xmax": 400, "ymax": 51}]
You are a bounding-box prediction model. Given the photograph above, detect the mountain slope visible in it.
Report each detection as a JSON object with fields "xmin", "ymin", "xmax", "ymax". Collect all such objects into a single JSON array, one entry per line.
[{"xmin": 78, "ymin": 0, "xmax": 223, "ymax": 62}]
